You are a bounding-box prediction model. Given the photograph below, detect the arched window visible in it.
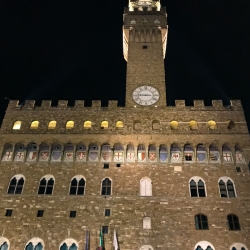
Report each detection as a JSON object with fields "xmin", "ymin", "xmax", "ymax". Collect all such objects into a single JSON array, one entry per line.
[
  {"xmin": 170, "ymin": 144, "xmax": 181, "ymax": 163},
  {"xmin": 66, "ymin": 121, "xmax": 74, "ymax": 129},
  {"xmin": 101, "ymin": 120, "xmax": 109, "ymax": 129},
  {"xmin": 189, "ymin": 120, "xmax": 198, "ymax": 130},
  {"xmin": 227, "ymin": 214, "xmax": 241, "ymax": 230},
  {"xmin": 59, "ymin": 239, "xmax": 78, "ymax": 250},
  {"xmin": 138, "ymin": 144, "xmax": 146, "ymax": 162},
  {"xmin": 48, "ymin": 120, "xmax": 57, "ymax": 129},
  {"xmin": 7, "ymin": 175, "xmax": 25, "ymax": 194},
  {"xmin": 227, "ymin": 120, "xmax": 235, "ymax": 130},
  {"xmin": 140, "ymin": 246, "xmax": 154, "ymax": 250},
  {"xmin": 143, "ymin": 217, "xmax": 151, "ymax": 229},
  {"xmin": 83, "ymin": 120, "xmax": 92, "ymax": 129},
  {"xmin": 116, "ymin": 121, "xmax": 124, "ymax": 129},
  {"xmin": 76, "ymin": 144, "xmax": 87, "ymax": 162},
  {"xmin": 170, "ymin": 120, "xmax": 178, "ymax": 130},
  {"xmin": 126, "ymin": 144, "xmax": 135, "ymax": 162},
  {"xmin": 195, "ymin": 214, "xmax": 209, "ymax": 230},
  {"xmin": 13, "ymin": 121, "xmax": 21, "ymax": 130},
  {"xmin": 1, "ymin": 143, "xmax": 13, "ymax": 162},
  {"xmin": 14, "ymin": 143, "xmax": 25, "ymax": 162},
  {"xmin": 208, "ymin": 120, "xmax": 217, "ymax": 130},
  {"xmin": 25, "ymin": 238, "xmax": 44, "ymax": 250},
  {"xmin": 0, "ymin": 237, "xmax": 9, "ymax": 250},
  {"xmin": 101, "ymin": 178, "xmax": 112, "ymax": 195},
  {"xmin": 184, "ymin": 144, "xmax": 194, "ymax": 162},
  {"xmin": 101, "ymin": 144, "xmax": 112, "ymax": 162},
  {"xmin": 230, "ymin": 243, "xmax": 248, "ymax": 250},
  {"xmin": 30, "ymin": 121, "xmax": 39, "ymax": 129},
  {"xmin": 69, "ymin": 176, "xmax": 85, "ymax": 195},
  {"xmin": 152, "ymin": 120, "xmax": 160, "ymax": 130},
  {"xmin": 235, "ymin": 144, "xmax": 245, "ymax": 164},
  {"xmin": 51, "ymin": 143, "xmax": 62, "ymax": 162},
  {"xmin": 38, "ymin": 175, "xmax": 54, "ymax": 195},
  {"xmin": 134, "ymin": 120, "xmax": 142, "ymax": 130},
  {"xmin": 88, "ymin": 144, "xmax": 99, "ymax": 162},
  {"xmin": 194, "ymin": 241, "xmax": 215, "ymax": 250},
  {"xmin": 26, "ymin": 143, "xmax": 38, "ymax": 162},
  {"xmin": 218, "ymin": 177, "xmax": 236, "ymax": 197},
  {"xmin": 209, "ymin": 144, "xmax": 220, "ymax": 163},
  {"xmin": 39, "ymin": 142, "xmax": 50, "ymax": 161},
  {"xmin": 189, "ymin": 177, "xmax": 206, "ymax": 197},
  {"xmin": 63, "ymin": 143, "xmax": 74, "ymax": 162},
  {"xmin": 222, "ymin": 144, "xmax": 233, "ymax": 163},
  {"xmin": 159, "ymin": 144, "xmax": 167, "ymax": 162},
  {"xmin": 197, "ymin": 144, "xmax": 207, "ymax": 162},
  {"xmin": 148, "ymin": 144, "xmax": 157, "ymax": 162},
  {"xmin": 113, "ymin": 144, "xmax": 124, "ymax": 162},
  {"xmin": 140, "ymin": 178, "xmax": 152, "ymax": 196}
]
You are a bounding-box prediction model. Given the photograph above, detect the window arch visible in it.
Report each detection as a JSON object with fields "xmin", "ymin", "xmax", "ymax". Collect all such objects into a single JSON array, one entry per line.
[
  {"xmin": 184, "ymin": 144, "xmax": 194, "ymax": 162},
  {"xmin": 30, "ymin": 121, "xmax": 39, "ymax": 129},
  {"xmin": 140, "ymin": 178, "xmax": 152, "ymax": 196},
  {"xmin": 230, "ymin": 243, "xmax": 248, "ymax": 250},
  {"xmin": 227, "ymin": 214, "xmax": 241, "ymax": 230},
  {"xmin": 38, "ymin": 175, "xmax": 55, "ymax": 195},
  {"xmin": 194, "ymin": 241, "xmax": 215, "ymax": 250},
  {"xmin": 14, "ymin": 143, "xmax": 25, "ymax": 162},
  {"xmin": 170, "ymin": 120, "xmax": 178, "ymax": 130},
  {"xmin": 189, "ymin": 177, "xmax": 206, "ymax": 197},
  {"xmin": 101, "ymin": 120, "xmax": 109, "ymax": 129},
  {"xmin": 227, "ymin": 120, "xmax": 235, "ymax": 130},
  {"xmin": 0, "ymin": 237, "xmax": 10, "ymax": 250},
  {"xmin": 66, "ymin": 121, "xmax": 74, "ymax": 129},
  {"xmin": 63, "ymin": 143, "xmax": 75, "ymax": 162},
  {"xmin": 143, "ymin": 217, "xmax": 151, "ymax": 229},
  {"xmin": 48, "ymin": 120, "xmax": 57, "ymax": 129},
  {"xmin": 51, "ymin": 143, "xmax": 62, "ymax": 162},
  {"xmin": 59, "ymin": 239, "xmax": 78, "ymax": 250},
  {"xmin": 25, "ymin": 237, "xmax": 44, "ymax": 250},
  {"xmin": 189, "ymin": 120, "xmax": 198, "ymax": 130},
  {"xmin": 195, "ymin": 214, "xmax": 208, "ymax": 230},
  {"xmin": 208, "ymin": 120, "xmax": 217, "ymax": 130},
  {"xmin": 39, "ymin": 142, "xmax": 50, "ymax": 161},
  {"xmin": 222, "ymin": 144, "xmax": 233, "ymax": 163},
  {"xmin": 13, "ymin": 121, "xmax": 21, "ymax": 130},
  {"xmin": 197, "ymin": 144, "xmax": 207, "ymax": 162},
  {"xmin": 83, "ymin": 120, "xmax": 92, "ymax": 129},
  {"xmin": 26, "ymin": 142, "xmax": 38, "ymax": 162},
  {"xmin": 116, "ymin": 121, "xmax": 124, "ymax": 129},
  {"xmin": 7, "ymin": 174, "xmax": 25, "ymax": 194},
  {"xmin": 209, "ymin": 144, "xmax": 220, "ymax": 163},
  {"xmin": 1, "ymin": 143, "xmax": 13, "ymax": 162},
  {"xmin": 218, "ymin": 177, "xmax": 236, "ymax": 197},
  {"xmin": 152, "ymin": 120, "xmax": 160, "ymax": 130},
  {"xmin": 101, "ymin": 178, "xmax": 112, "ymax": 195},
  {"xmin": 170, "ymin": 144, "xmax": 181, "ymax": 163},
  {"xmin": 139, "ymin": 246, "xmax": 154, "ymax": 250},
  {"xmin": 69, "ymin": 176, "xmax": 85, "ymax": 195}
]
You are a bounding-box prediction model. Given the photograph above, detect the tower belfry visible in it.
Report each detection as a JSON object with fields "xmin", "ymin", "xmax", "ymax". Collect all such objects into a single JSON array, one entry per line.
[{"xmin": 123, "ymin": 0, "xmax": 168, "ymax": 107}]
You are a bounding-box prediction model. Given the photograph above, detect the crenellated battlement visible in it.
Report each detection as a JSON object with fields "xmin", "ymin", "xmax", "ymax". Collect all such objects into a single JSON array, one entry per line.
[{"xmin": 6, "ymin": 99, "xmax": 243, "ymax": 111}]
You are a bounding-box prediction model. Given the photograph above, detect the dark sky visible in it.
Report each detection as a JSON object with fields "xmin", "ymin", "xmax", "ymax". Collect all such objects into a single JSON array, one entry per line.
[{"xmin": 0, "ymin": 1, "xmax": 250, "ymax": 127}]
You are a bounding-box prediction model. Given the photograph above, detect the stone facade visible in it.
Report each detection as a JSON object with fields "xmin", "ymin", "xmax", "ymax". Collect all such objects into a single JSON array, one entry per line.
[{"xmin": 0, "ymin": 1, "xmax": 250, "ymax": 250}]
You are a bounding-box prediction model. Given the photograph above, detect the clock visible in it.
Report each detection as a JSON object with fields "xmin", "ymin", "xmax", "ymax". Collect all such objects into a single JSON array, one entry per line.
[{"xmin": 132, "ymin": 86, "xmax": 160, "ymax": 106}]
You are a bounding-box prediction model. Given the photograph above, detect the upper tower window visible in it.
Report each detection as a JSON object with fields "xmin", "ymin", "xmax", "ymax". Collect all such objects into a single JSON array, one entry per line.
[
  {"xmin": 30, "ymin": 121, "xmax": 39, "ymax": 129},
  {"xmin": 170, "ymin": 121, "xmax": 178, "ymax": 130},
  {"xmin": 66, "ymin": 121, "xmax": 74, "ymax": 129},
  {"xmin": 208, "ymin": 120, "xmax": 217, "ymax": 130},
  {"xmin": 84, "ymin": 120, "xmax": 92, "ymax": 129},
  {"xmin": 189, "ymin": 120, "xmax": 198, "ymax": 130},
  {"xmin": 116, "ymin": 121, "xmax": 124, "ymax": 129},
  {"xmin": 13, "ymin": 121, "xmax": 21, "ymax": 130},
  {"xmin": 101, "ymin": 121, "xmax": 109, "ymax": 129},
  {"xmin": 48, "ymin": 120, "xmax": 57, "ymax": 129}
]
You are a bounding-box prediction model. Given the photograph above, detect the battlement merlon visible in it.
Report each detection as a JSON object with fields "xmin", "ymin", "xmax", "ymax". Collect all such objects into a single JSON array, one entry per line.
[{"xmin": 6, "ymin": 99, "xmax": 243, "ymax": 111}]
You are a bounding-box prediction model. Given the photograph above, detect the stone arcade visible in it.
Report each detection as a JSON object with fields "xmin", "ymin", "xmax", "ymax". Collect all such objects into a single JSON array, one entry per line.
[{"xmin": 0, "ymin": 0, "xmax": 249, "ymax": 249}]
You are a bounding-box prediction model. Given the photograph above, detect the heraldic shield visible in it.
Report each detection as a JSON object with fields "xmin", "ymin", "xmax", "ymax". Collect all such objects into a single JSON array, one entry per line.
[
  {"xmin": 28, "ymin": 151, "xmax": 37, "ymax": 161},
  {"xmin": 159, "ymin": 151, "xmax": 167, "ymax": 162},
  {"xmin": 76, "ymin": 151, "xmax": 86, "ymax": 161},
  {"xmin": 52, "ymin": 151, "xmax": 61, "ymax": 161},
  {"xmin": 39, "ymin": 151, "xmax": 49, "ymax": 161},
  {"xmin": 127, "ymin": 152, "xmax": 135, "ymax": 162},
  {"xmin": 101, "ymin": 152, "xmax": 111, "ymax": 162},
  {"xmin": 15, "ymin": 152, "xmax": 25, "ymax": 161},
  {"xmin": 197, "ymin": 152, "xmax": 206, "ymax": 162},
  {"xmin": 138, "ymin": 152, "xmax": 146, "ymax": 162},
  {"xmin": 89, "ymin": 152, "xmax": 98, "ymax": 162},
  {"xmin": 236, "ymin": 153, "xmax": 244, "ymax": 163},
  {"xmin": 114, "ymin": 151, "xmax": 123, "ymax": 162},
  {"xmin": 223, "ymin": 152, "xmax": 232, "ymax": 162},
  {"xmin": 2, "ymin": 151, "xmax": 13, "ymax": 161},
  {"xmin": 210, "ymin": 152, "xmax": 220, "ymax": 162},
  {"xmin": 171, "ymin": 152, "xmax": 180, "ymax": 162},
  {"xmin": 65, "ymin": 152, "xmax": 74, "ymax": 161},
  {"xmin": 149, "ymin": 152, "xmax": 157, "ymax": 162}
]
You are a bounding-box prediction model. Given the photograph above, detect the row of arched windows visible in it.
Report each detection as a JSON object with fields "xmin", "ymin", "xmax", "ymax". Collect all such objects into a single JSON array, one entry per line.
[
  {"xmin": 0, "ymin": 237, "xmax": 247, "ymax": 250},
  {"xmin": 12, "ymin": 120, "xmax": 124, "ymax": 130},
  {"xmin": 7, "ymin": 175, "xmax": 237, "ymax": 198},
  {"xmin": 1, "ymin": 142, "xmax": 245, "ymax": 164},
  {"xmin": 12, "ymin": 119, "xmax": 235, "ymax": 130},
  {"xmin": 142, "ymin": 214, "xmax": 241, "ymax": 231}
]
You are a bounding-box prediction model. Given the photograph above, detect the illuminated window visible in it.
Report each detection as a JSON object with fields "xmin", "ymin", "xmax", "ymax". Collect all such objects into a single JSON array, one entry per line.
[
  {"xmin": 143, "ymin": 217, "xmax": 151, "ymax": 229},
  {"xmin": 170, "ymin": 121, "xmax": 178, "ymax": 130},
  {"xmin": 30, "ymin": 121, "xmax": 39, "ymax": 129},
  {"xmin": 13, "ymin": 121, "xmax": 21, "ymax": 130},
  {"xmin": 101, "ymin": 121, "xmax": 108, "ymax": 129},
  {"xmin": 84, "ymin": 120, "xmax": 92, "ymax": 129},
  {"xmin": 208, "ymin": 120, "xmax": 216, "ymax": 130},
  {"xmin": 66, "ymin": 121, "xmax": 74, "ymax": 129},
  {"xmin": 48, "ymin": 120, "xmax": 56, "ymax": 129},
  {"xmin": 116, "ymin": 121, "xmax": 124, "ymax": 129},
  {"xmin": 189, "ymin": 120, "xmax": 198, "ymax": 130}
]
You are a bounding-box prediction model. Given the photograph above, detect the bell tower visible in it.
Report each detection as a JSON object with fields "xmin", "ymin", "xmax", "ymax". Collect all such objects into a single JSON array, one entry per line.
[{"xmin": 123, "ymin": 0, "xmax": 168, "ymax": 107}]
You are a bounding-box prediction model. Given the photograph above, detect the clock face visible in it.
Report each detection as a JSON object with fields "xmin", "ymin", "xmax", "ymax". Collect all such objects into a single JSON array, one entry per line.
[{"xmin": 132, "ymin": 86, "xmax": 160, "ymax": 106}]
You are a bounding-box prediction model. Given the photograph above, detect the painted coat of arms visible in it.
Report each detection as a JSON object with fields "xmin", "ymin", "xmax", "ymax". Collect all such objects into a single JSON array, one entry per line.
[
  {"xmin": 236, "ymin": 153, "xmax": 245, "ymax": 163},
  {"xmin": 27, "ymin": 151, "xmax": 37, "ymax": 161},
  {"xmin": 171, "ymin": 152, "xmax": 180, "ymax": 162},
  {"xmin": 14, "ymin": 152, "xmax": 24, "ymax": 161},
  {"xmin": 39, "ymin": 151, "xmax": 49, "ymax": 161},
  {"xmin": 76, "ymin": 152, "xmax": 86, "ymax": 161},
  {"xmin": 149, "ymin": 152, "xmax": 157, "ymax": 162},
  {"xmin": 2, "ymin": 151, "xmax": 12, "ymax": 161},
  {"xmin": 126, "ymin": 152, "xmax": 135, "ymax": 162},
  {"xmin": 114, "ymin": 152, "xmax": 123, "ymax": 162},
  {"xmin": 138, "ymin": 152, "xmax": 146, "ymax": 162}
]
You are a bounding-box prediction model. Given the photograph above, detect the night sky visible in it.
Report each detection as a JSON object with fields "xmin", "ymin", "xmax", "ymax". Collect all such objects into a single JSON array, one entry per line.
[{"xmin": 0, "ymin": 1, "xmax": 250, "ymax": 127}]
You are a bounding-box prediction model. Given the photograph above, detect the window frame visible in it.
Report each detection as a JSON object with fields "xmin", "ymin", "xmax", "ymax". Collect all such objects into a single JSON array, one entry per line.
[
  {"xmin": 101, "ymin": 178, "xmax": 112, "ymax": 196},
  {"xmin": 69, "ymin": 176, "xmax": 86, "ymax": 195},
  {"xmin": 38, "ymin": 175, "xmax": 55, "ymax": 195},
  {"xmin": 227, "ymin": 214, "xmax": 241, "ymax": 231},
  {"xmin": 189, "ymin": 177, "xmax": 207, "ymax": 197},
  {"xmin": 218, "ymin": 177, "xmax": 237, "ymax": 198},
  {"xmin": 195, "ymin": 214, "xmax": 209, "ymax": 230}
]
